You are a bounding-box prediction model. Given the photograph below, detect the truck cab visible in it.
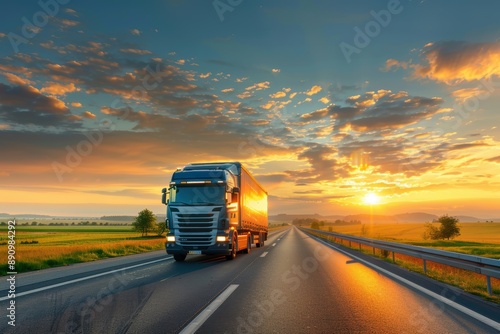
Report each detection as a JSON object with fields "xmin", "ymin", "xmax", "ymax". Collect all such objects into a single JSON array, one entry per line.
[{"xmin": 162, "ymin": 162, "xmax": 267, "ymax": 261}]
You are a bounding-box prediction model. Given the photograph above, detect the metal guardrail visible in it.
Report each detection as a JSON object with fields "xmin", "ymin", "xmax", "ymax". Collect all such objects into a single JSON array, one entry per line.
[{"xmin": 301, "ymin": 228, "xmax": 500, "ymax": 296}]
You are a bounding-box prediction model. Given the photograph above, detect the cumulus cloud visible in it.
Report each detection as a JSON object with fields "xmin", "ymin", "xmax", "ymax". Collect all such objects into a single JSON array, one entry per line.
[
  {"xmin": 41, "ymin": 82, "xmax": 80, "ymax": 96},
  {"xmin": 305, "ymin": 85, "xmax": 322, "ymax": 96},
  {"xmin": 245, "ymin": 81, "xmax": 270, "ymax": 91},
  {"xmin": 130, "ymin": 29, "xmax": 141, "ymax": 36},
  {"xmin": 82, "ymin": 111, "xmax": 96, "ymax": 119},
  {"xmin": 1, "ymin": 73, "xmax": 33, "ymax": 86},
  {"xmin": 410, "ymin": 41, "xmax": 500, "ymax": 84},
  {"xmin": 270, "ymin": 91, "xmax": 286, "ymax": 98},
  {"xmin": 299, "ymin": 90, "xmax": 444, "ymax": 132},
  {"xmin": 382, "ymin": 58, "xmax": 409, "ymax": 71},
  {"xmin": 119, "ymin": 48, "xmax": 152, "ymax": 55},
  {"xmin": 451, "ymin": 87, "xmax": 490, "ymax": 103},
  {"xmin": 0, "ymin": 83, "xmax": 76, "ymax": 127}
]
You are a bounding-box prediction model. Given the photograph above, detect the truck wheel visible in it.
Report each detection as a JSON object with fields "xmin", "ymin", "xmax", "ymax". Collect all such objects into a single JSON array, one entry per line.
[
  {"xmin": 243, "ymin": 236, "xmax": 251, "ymax": 254},
  {"xmin": 174, "ymin": 254, "xmax": 187, "ymax": 262},
  {"xmin": 256, "ymin": 232, "xmax": 264, "ymax": 248},
  {"xmin": 226, "ymin": 243, "xmax": 236, "ymax": 260}
]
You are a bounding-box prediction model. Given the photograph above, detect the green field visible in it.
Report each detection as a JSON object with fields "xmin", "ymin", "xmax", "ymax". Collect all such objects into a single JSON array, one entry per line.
[
  {"xmin": 320, "ymin": 222, "xmax": 500, "ymax": 259},
  {"xmin": 0, "ymin": 220, "xmax": 289, "ymax": 276},
  {"xmin": 0, "ymin": 223, "xmax": 165, "ymax": 276}
]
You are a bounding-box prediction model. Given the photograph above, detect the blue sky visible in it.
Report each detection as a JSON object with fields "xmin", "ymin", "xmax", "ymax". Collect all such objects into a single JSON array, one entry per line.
[{"xmin": 1, "ymin": 0, "xmax": 500, "ymax": 217}]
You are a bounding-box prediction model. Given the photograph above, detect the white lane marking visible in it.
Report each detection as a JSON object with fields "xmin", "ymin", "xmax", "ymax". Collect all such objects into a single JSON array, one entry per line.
[
  {"xmin": 310, "ymin": 235, "xmax": 500, "ymax": 332},
  {"xmin": 180, "ymin": 284, "xmax": 239, "ymax": 334},
  {"xmin": 0, "ymin": 257, "xmax": 171, "ymax": 301},
  {"xmin": 260, "ymin": 252, "xmax": 269, "ymax": 258},
  {"xmin": 272, "ymin": 243, "xmax": 276, "ymax": 247}
]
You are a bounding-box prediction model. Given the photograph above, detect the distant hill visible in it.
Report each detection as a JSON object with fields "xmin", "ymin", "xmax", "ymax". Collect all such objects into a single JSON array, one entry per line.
[
  {"xmin": 0, "ymin": 213, "xmax": 52, "ymax": 219},
  {"xmin": 100, "ymin": 215, "xmax": 136, "ymax": 221},
  {"xmin": 395, "ymin": 212, "xmax": 437, "ymax": 223},
  {"xmin": 270, "ymin": 212, "xmax": 488, "ymax": 224},
  {"xmin": 270, "ymin": 213, "xmax": 344, "ymax": 222}
]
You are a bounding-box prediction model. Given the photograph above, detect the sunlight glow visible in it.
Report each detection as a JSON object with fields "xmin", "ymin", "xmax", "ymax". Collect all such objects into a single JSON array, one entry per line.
[{"xmin": 363, "ymin": 192, "xmax": 380, "ymax": 205}]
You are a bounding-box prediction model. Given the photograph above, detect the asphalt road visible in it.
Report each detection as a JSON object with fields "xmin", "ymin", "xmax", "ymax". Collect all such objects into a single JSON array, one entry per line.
[{"xmin": 1, "ymin": 226, "xmax": 499, "ymax": 333}]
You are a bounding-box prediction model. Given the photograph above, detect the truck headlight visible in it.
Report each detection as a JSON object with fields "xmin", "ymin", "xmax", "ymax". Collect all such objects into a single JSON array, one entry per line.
[
  {"xmin": 216, "ymin": 236, "xmax": 228, "ymax": 242},
  {"xmin": 167, "ymin": 236, "xmax": 176, "ymax": 242}
]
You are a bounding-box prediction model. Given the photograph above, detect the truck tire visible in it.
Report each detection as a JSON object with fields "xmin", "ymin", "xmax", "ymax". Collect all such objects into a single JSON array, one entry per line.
[
  {"xmin": 243, "ymin": 235, "xmax": 251, "ymax": 254},
  {"xmin": 174, "ymin": 253, "xmax": 187, "ymax": 262},
  {"xmin": 256, "ymin": 232, "xmax": 264, "ymax": 248},
  {"xmin": 226, "ymin": 242, "xmax": 236, "ymax": 260}
]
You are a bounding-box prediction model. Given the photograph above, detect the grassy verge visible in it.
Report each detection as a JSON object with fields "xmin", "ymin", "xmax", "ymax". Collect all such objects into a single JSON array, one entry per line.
[
  {"xmin": 306, "ymin": 229, "xmax": 500, "ymax": 303},
  {"xmin": 0, "ymin": 225, "xmax": 165, "ymax": 276}
]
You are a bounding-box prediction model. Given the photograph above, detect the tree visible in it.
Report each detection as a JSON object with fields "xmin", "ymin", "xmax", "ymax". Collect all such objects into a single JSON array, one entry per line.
[
  {"xmin": 424, "ymin": 215, "xmax": 460, "ymax": 240},
  {"xmin": 155, "ymin": 221, "xmax": 167, "ymax": 236},
  {"xmin": 438, "ymin": 215, "xmax": 461, "ymax": 240},
  {"xmin": 311, "ymin": 220, "xmax": 320, "ymax": 229},
  {"xmin": 132, "ymin": 209, "xmax": 157, "ymax": 236}
]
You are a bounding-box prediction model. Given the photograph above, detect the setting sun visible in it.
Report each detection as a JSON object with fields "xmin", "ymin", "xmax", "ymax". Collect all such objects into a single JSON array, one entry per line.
[{"xmin": 363, "ymin": 192, "xmax": 380, "ymax": 205}]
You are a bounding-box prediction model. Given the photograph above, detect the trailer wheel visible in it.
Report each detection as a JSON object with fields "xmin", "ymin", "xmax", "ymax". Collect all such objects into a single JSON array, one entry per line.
[
  {"xmin": 173, "ymin": 253, "xmax": 187, "ymax": 262},
  {"xmin": 243, "ymin": 235, "xmax": 251, "ymax": 254},
  {"xmin": 256, "ymin": 232, "xmax": 264, "ymax": 248},
  {"xmin": 226, "ymin": 242, "xmax": 236, "ymax": 260}
]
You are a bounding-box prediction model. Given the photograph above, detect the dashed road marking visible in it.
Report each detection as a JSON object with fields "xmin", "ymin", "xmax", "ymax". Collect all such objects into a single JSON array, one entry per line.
[{"xmin": 180, "ymin": 284, "xmax": 239, "ymax": 334}]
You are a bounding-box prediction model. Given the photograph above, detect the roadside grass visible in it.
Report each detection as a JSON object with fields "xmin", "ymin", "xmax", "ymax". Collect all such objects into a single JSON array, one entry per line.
[
  {"xmin": 322, "ymin": 222, "xmax": 500, "ymax": 258},
  {"xmin": 307, "ymin": 225, "xmax": 500, "ymax": 303},
  {"xmin": 0, "ymin": 224, "xmax": 165, "ymax": 276}
]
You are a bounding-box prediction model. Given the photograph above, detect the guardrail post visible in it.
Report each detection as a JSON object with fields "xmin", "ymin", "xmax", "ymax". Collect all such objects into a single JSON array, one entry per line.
[
  {"xmin": 423, "ymin": 259, "xmax": 427, "ymax": 274},
  {"xmin": 486, "ymin": 276, "xmax": 492, "ymax": 296},
  {"xmin": 349, "ymin": 240, "xmax": 351, "ymax": 247},
  {"xmin": 392, "ymin": 251, "xmax": 395, "ymax": 263},
  {"xmin": 372, "ymin": 247, "xmax": 375, "ymax": 255}
]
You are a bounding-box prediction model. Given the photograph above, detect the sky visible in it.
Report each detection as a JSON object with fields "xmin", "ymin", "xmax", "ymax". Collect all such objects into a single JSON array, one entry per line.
[{"xmin": 1, "ymin": 0, "xmax": 500, "ymax": 218}]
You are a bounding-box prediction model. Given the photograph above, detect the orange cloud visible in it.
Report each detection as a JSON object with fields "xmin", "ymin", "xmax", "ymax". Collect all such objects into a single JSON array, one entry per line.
[
  {"xmin": 270, "ymin": 91, "xmax": 286, "ymax": 98},
  {"xmin": 82, "ymin": 111, "xmax": 96, "ymax": 119},
  {"xmin": 451, "ymin": 87, "xmax": 489, "ymax": 103},
  {"xmin": 2, "ymin": 73, "xmax": 33, "ymax": 86},
  {"xmin": 411, "ymin": 41, "xmax": 500, "ymax": 84},
  {"xmin": 119, "ymin": 48, "xmax": 152, "ymax": 55},
  {"xmin": 245, "ymin": 81, "xmax": 270, "ymax": 91},
  {"xmin": 41, "ymin": 82, "xmax": 80, "ymax": 96},
  {"xmin": 305, "ymin": 85, "xmax": 322, "ymax": 96}
]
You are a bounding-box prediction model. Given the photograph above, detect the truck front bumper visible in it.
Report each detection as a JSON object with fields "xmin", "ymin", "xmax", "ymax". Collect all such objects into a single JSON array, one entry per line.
[{"xmin": 165, "ymin": 242, "xmax": 231, "ymax": 256}]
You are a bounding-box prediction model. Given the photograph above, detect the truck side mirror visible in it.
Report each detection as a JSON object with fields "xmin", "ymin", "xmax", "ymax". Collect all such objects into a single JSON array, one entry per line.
[{"xmin": 161, "ymin": 187, "xmax": 168, "ymax": 205}]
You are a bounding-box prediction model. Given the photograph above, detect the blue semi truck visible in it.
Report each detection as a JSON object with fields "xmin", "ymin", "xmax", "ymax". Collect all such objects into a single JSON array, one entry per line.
[{"xmin": 162, "ymin": 162, "xmax": 268, "ymax": 261}]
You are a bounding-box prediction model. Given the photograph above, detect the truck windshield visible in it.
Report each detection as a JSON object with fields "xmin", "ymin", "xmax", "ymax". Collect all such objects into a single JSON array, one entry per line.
[{"xmin": 169, "ymin": 184, "xmax": 226, "ymax": 205}]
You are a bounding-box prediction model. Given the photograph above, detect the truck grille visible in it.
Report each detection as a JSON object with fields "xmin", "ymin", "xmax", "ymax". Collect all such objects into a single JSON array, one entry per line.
[{"xmin": 173, "ymin": 212, "xmax": 218, "ymax": 246}]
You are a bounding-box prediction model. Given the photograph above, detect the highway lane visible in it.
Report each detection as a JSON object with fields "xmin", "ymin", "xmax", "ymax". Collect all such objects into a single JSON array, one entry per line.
[
  {"xmin": 199, "ymin": 227, "xmax": 499, "ymax": 333},
  {"xmin": 1, "ymin": 226, "xmax": 499, "ymax": 333}
]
